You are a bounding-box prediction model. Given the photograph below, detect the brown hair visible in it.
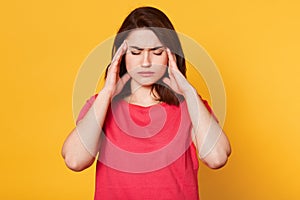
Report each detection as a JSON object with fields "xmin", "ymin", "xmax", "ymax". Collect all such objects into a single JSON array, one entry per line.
[{"xmin": 105, "ymin": 6, "xmax": 186, "ymax": 105}]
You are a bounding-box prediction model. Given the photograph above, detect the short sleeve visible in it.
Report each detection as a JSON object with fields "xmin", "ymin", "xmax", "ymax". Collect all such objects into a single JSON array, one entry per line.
[
  {"xmin": 75, "ymin": 94, "xmax": 98, "ymax": 125},
  {"xmin": 199, "ymin": 95, "xmax": 219, "ymax": 124}
]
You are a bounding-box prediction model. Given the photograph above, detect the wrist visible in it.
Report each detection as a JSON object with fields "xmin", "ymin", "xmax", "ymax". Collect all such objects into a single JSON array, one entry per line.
[
  {"xmin": 100, "ymin": 87, "xmax": 114, "ymax": 100},
  {"xmin": 182, "ymin": 85, "xmax": 197, "ymax": 98}
]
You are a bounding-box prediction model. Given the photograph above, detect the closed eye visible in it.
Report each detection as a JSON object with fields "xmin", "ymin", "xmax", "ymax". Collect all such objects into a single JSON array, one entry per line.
[
  {"xmin": 153, "ymin": 51, "xmax": 163, "ymax": 56},
  {"xmin": 129, "ymin": 47, "xmax": 165, "ymax": 56},
  {"xmin": 131, "ymin": 51, "xmax": 141, "ymax": 55},
  {"xmin": 152, "ymin": 48, "xmax": 165, "ymax": 55}
]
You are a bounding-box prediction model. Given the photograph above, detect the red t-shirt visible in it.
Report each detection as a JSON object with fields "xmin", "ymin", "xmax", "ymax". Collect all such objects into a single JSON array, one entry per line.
[{"xmin": 76, "ymin": 94, "xmax": 217, "ymax": 200}]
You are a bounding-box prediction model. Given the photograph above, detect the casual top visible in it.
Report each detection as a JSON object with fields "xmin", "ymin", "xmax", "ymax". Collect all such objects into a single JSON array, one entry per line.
[{"xmin": 76, "ymin": 93, "xmax": 217, "ymax": 200}]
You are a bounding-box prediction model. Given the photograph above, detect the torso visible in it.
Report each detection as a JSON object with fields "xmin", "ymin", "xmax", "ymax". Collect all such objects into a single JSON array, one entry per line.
[{"xmin": 94, "ymin": 98, "xmax": 200, "ymax": 200}]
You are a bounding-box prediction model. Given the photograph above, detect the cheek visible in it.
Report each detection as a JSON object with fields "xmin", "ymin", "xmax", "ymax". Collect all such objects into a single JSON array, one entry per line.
[
  {"xmin": 125, "ymin": 54, "xmax": 136, "ymax": 72},
  {"xmin": 152, "ymin": 54, "xmax": 168, "ymax": 66},
  {"xmin": 158, "ymin": 66, "xmax": 167, "ymax": 76}
]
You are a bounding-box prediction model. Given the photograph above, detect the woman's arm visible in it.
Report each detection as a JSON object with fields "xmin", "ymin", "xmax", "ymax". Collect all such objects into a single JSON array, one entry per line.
[
  {"xmin": 61, "ymin": 41, "xmax": 128, "ymax": 172},
  {"xmin": 183, "ymin": 88, "xmax": 231, "ymax": 169},
  {"xmin": 61, "ymin": 89, "xmax": 112, "ymax": 172},
  {"xmin": 163, "ymin": 48, "xmax": 231, "ymax": 169}
]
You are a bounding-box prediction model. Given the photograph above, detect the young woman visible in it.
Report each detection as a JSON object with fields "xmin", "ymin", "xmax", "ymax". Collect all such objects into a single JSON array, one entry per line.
[{"xmin": 62, "ymin": 6, "xmax": 231, "ymax": 200}]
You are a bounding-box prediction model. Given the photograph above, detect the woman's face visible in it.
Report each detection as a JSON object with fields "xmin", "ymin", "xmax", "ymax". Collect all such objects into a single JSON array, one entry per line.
[{"xmin": 125, "ymin": 29, "xmax": 168, "ymax": 87}]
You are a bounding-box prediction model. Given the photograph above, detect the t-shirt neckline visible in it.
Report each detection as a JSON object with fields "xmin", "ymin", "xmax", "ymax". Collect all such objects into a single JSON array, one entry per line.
[{"xmin": 120, "ymin": 99, "xmax": 167, "ymax": 109}]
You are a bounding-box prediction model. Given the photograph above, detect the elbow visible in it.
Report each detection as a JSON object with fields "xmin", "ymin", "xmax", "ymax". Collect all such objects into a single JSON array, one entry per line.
[
  {"xmin": 206, "ymin": 154, "xmax": 229, "ymax": 169},
  {"xmin": 61, "ymin": 147, "xmax": 83, "ymax": 172},
  {"xmin": 61, "ymin": 144, "xmax": 96, "ymax": 172},
  {"xmin": 205, "ymin": 132, "xmax": 232, "ymax": 169},
  {"xmin": 202, "ymin": 148, "xmax": 231, "ymax": 170},
  {"xmin": 63, "ymin": 155, "xmax": 93, "ymax": 172},
  {"xmin": 64, "ymin": 156, "xmax": 84, "ymax": 172}
]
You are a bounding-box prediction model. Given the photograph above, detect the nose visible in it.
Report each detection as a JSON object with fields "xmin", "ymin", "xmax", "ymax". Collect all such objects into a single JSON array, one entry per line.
[{"xmin": 141, "ymin": 51, "xmax": 151, "ymax": 68}]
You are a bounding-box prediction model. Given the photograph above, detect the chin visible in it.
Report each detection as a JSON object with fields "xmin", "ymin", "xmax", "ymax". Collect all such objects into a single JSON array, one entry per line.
[
  {"xmin": 137, "ymin": 81, "xmax": 156, "ymax": 87},
  {"xmin": 131, "ymin": 76, "xmax": 163, "ymax": 87}
]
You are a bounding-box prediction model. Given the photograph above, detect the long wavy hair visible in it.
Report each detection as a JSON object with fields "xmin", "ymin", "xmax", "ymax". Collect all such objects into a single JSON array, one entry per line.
[{"xmin": 105, "ymin": 6, "xmax": 186, "ymax": 106}]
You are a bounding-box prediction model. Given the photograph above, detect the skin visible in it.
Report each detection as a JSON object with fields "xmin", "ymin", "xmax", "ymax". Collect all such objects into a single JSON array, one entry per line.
[
  {"xmin": 61, "ymin": 28, "xmax": 231, "ymax": 172},
  {"xmin": 163, "ymin": 48, "xmax": 231, "ymax": 168},
  {"xmin": 123, "ymin": 29, "xmax": 168, "ymax": 106}
]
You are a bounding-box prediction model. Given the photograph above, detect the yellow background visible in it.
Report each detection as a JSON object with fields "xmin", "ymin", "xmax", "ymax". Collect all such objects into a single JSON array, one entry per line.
[{"xmin": 1, "ymin": 0, "xmax": 299, "ymax": 199}]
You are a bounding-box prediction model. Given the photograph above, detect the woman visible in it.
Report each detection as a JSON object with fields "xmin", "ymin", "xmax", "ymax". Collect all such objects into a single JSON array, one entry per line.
[{"xmin": 62, "ymin": 6, "xmax": 231, "ymax": 200}]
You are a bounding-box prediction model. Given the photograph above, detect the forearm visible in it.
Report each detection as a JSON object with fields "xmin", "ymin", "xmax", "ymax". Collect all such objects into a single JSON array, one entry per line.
[
  {"xmin": 61, "ymin": 89, "xmax": 112, "ymax": 171},
  {"xmin": 183, "ymin": 86, "xmax": 231, "ymax": 169}
]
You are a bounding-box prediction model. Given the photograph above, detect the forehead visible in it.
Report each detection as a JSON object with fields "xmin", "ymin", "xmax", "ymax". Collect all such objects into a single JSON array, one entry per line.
[{"xmin": 126, "ymin": 29, "xmax": 162, "ymax": 48}]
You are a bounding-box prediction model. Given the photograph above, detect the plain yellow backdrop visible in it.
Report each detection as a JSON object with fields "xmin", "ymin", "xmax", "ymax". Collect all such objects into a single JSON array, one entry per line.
[{"xmin": 1, "ymin": 0, "xmax": 300, "ymax": 199}]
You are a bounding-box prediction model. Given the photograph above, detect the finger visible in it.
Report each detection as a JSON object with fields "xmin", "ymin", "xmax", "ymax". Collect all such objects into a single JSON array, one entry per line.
[
  {"xmin": 166, "ymin": 48, "xmax": 177, "ymax": 69},
  {"xmin": 114, "ymin": 73, "xmax": 131, "ymax": 95},
  {"xmin": 167, "ymin": 65, "xmax": 175, "ymax": 81},
  {"xmin": 168, "ymin": 67, "xmax": 176, "ymax": 84},
  {"xmin": 119, "ymin": 73, "xmax": 131, "ymax": 88},
  {"xmin": 169, "ymin": 73, "xmax": 177, "ymax": 89},
  {"xmin": 111, "ymin": 40, "xmax": 128, "ymax": 64},
  {"xmin": 166, "ymin": 48, "xmax": 173, "ymax": 67},
  {"xmin": 170, "ymin": 68, "xmax": 185, "ymax": 87},
  {"xmin": 109, "ymin": 41, "xmax": 127, "ymax": 75},
  {"xmin": 162, "ymin": 77, "xmax": 171, "ymax": 87},
  {"xmin": 164, "ymin": 72, "xmax": 179, "ymax": 94},
  {"xmin": 112, "ymin": 40, "xmax": 127, "ymax": 62},
  {"xmin": 166, "ymin": 56, "xmax": 185, "ymax": 84}
]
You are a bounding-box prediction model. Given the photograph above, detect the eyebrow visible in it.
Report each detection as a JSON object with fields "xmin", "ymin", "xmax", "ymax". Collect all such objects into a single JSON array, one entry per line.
[{"xmin": 129, "ymin": 46, "xmax": 165, "ymax": 50}]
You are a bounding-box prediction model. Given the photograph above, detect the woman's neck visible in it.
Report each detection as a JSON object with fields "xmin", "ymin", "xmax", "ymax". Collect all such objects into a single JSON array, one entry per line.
[{"xmin": 124, "ymin": 80, "xmax": 160, "ymax": 106}]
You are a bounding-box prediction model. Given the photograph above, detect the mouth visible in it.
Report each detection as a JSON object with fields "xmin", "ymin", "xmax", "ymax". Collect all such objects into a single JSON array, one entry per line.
[{"xmin": 137, "ymin": 71, "xmax": 155, "ymax": 77}]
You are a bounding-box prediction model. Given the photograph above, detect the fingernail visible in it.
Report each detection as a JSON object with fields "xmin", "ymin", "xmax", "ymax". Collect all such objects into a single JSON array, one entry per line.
[{"xmin": 123, "ymin": 40, "xmax": 128, "ymax": 49}]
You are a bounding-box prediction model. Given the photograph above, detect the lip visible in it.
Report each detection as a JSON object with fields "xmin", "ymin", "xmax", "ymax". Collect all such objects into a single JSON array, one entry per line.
[{"xmin": 137, "ymin": 71, "xmax": 155, "ymax": 77}]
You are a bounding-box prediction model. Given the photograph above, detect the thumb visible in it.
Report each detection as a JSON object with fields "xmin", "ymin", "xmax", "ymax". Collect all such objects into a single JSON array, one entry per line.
[
  {"xmin": 114, "ymin": 73, "xmax": 131, "ymax": 95},
  {"xmin": 162, "ymin": 77, "xmax": 171, "ymax": 87}
]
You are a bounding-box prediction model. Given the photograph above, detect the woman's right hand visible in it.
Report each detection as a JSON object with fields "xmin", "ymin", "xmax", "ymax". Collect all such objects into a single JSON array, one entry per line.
[
  {"xmin": 62, "ymin": 42, "xmax": 130, "ymax": 171},
  {"xmin": 103, "ymin": 40, "xmax": 130, "ymax": 98}
]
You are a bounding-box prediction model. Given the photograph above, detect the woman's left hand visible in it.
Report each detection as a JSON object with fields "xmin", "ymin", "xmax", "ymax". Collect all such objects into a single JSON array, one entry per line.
[{"xmin": 163, "ymin": 48, "xmax": 195, "ymax": 96}]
